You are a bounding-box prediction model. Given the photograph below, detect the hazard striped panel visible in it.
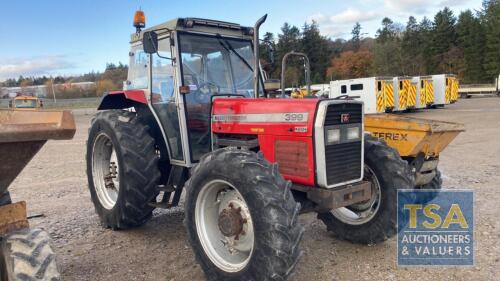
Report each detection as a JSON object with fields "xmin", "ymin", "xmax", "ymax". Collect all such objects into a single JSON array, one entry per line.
[
  {"xmin": 398, "ymin": 80, "xmax": 410, "ymax": 110},
  {"xmin": 376, "ymin": 85, "xmax": 383, "ymax": 112},
  {"xmin": 452, "ymin": 78, "xmax": 459, "ymax": 102},
  {"xmin": 385, "ymin": 83, "xmax": 394, "ymax": 110},
  {"xmin": 445, "ymin": 78, "xmax": 452, "ymax": 103},
  {"xmin": 426, "ymin": 81, "xmax": 434, "ymax": 105},
  {"xmin": 408, "ymin": 83, "xmax": 417, "ymax": 108},
  {"xmin": 420, "ymin": 81, "xmax": 426, "ymax": 106}
]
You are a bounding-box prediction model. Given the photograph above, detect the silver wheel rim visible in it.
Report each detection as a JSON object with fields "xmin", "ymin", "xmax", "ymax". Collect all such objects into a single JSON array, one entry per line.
[
  {"xmin": 331, "ymin": 165, "xmax": 381, "ymax": 225},
  {"xmin": 195, "ymin": 180, "xmax": 254, "ymax": 273},
  {"xmin": 92, "ymin": 133, "xmax": 120, "ymax": 210}
]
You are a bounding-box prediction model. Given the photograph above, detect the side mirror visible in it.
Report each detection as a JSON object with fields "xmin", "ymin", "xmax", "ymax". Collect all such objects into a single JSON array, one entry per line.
[
  {"xmin": 142, "ymin": 31, "xmax": 158, "ymax": 54},
  {"xmin": 264, "ymin": 79, "xmax": 281, "ymax": 91}
]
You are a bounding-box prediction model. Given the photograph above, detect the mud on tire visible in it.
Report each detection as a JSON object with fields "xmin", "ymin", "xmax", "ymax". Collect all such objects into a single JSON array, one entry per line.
[
  {"xmin": 0, "ymin": 229, "xmax": 60, "ymax": 281},
  {"xmin": 86, "ymin": 110, "xmax": 161, "ymax": 229},
  {"xmin": 184, "ymin": 148, "xmax": 304, "ymax": 281},
  {"xmin": 318, "ymin": 134, "xmax": 415, "ymax": 244}
]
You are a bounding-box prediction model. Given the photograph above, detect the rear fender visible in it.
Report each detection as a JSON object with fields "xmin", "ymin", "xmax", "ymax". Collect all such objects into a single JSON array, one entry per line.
[{"xmin": 98, "ymin": 90, "xmax": 147, "ymax": 110}]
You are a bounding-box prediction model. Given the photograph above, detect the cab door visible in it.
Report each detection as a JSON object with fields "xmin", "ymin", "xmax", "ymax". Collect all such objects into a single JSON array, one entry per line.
[{"xmin": 148, "ymin": 35, "xmax": 189, "ymax": 165}]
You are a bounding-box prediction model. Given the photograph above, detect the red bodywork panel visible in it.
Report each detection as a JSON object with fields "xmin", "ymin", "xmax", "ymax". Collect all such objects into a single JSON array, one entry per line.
[
  {"xmin": 108, "ymin": 90, "xmax": 147, "ymax": 104},
  {"xmin": 212, "ymin": 98, "xmax": 320, "ymax": 186}
]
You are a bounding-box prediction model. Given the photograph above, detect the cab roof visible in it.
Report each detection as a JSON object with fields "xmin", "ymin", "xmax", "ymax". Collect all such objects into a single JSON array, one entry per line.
[{"xmin": 130, "ymin": 17, "xmax": 254, "ymax": 43}]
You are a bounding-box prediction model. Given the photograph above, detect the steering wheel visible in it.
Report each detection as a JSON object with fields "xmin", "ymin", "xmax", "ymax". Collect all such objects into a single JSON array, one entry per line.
[
  {"xmin": 194, "ymin": 81, "xmax": 220, "ymax": 103},
  {"xmin": 198, "ymin": 81, "xmax": 220, "ymax": 94}
]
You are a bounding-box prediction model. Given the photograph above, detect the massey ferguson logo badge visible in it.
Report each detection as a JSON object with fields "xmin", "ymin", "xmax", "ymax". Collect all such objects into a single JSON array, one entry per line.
[{"xmin": 341, "ymin": 113, "xmax": 350, "ymax": 123}]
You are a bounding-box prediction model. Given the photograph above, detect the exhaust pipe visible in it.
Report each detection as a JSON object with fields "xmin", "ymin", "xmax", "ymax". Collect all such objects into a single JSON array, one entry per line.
[{"xmin": 253, "ymin": 14, "xmax": 267, "ymax": 98}]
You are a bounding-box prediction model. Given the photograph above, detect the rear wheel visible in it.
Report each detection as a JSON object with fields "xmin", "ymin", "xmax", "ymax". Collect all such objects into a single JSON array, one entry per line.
[
  {"xmin": 185, "ymin": 148, "xmax": 304, "ymax": 281},
  {"xmin": 0, "ymin": 229, "xmax": 60, "ymax": 281},
  {"xmin": 318, "ymin": 135, "xmax": 414, "ymax": 244},
  {"xmin": 86, "ymin": 110, "xmax": 161, "ymax": 229}
]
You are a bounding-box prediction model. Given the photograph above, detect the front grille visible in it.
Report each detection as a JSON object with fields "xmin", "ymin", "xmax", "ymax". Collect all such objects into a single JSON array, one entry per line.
[
  {"xmin": 325, "ymin": 141, "xmax": 362, "ymax": 185},
  {"xmin": 324, "ymin": 103, "xmax": 363, "ymax": 186},
  {"xmin": 324, "ymin": 103, "xmax": 362, "ymax": 126}
]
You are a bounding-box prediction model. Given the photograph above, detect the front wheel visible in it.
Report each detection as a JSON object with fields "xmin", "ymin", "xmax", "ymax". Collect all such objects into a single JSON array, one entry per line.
[
  {"xmin": 185, "ymin": 148, "xmax": 304, "ymax": 281},
  {"xmin": 318, "ymin": 135, "xmax": 415, "ymax": 244}
]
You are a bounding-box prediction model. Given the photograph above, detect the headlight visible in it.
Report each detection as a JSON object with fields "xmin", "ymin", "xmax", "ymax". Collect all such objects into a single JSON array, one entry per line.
[
  {"xmin": 347, "ymin": 126, "xmax": 360, "ymax": 140},
  {"xmin": 327, "ymin": 129, "xmax": 340, "ymax": 144}
]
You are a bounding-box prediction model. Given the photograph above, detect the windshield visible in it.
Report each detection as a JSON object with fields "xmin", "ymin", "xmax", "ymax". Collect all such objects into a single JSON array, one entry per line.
[
  {"xmin": 178, "ymin": 33, "xmax": 262, "ymax": 97},
  {"xmin": 15, "ymin": 99, "xmax": 37, "ymax": 108},
  {"xmin": 178, "ymin": 33, "xmax": 263, "ymax": 162}
]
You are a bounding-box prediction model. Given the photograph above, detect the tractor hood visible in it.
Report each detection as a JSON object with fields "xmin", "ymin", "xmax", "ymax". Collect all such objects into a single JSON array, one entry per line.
[{"xmin": 211, "ymin": 98, "xmax": 319, "ymax": 137}]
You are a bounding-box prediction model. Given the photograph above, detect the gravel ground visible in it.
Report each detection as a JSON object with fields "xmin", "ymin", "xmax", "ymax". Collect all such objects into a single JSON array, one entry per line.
[{"xmin": 7, "ymin": 98, "xmax": 500, "ymax": 281}]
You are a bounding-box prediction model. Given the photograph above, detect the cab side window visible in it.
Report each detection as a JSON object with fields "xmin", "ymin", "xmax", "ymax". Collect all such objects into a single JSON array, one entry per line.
[
  {"xmin": 152, "ymin": 39, "xmax": 175, "ymax": 103},
  {"xmin": 128, "ymin": 45, "xmax": 149, "ymax": 89}
]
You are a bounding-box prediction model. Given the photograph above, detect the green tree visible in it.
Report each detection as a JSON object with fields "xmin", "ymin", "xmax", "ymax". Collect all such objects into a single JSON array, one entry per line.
[
  {"xmin": 374, "ymin": 17, "xmax": 403, "ymax": 76},
  {"xmin": 300, "ymin": 21, "xmax": 332, "ymax": 83},
  {"xmin": 456, "ymin": 10, "xmax": 486, "ymax": 83},
  {"xmin": 419, "ymin": 17, "xmax": 434, "ymax": 74},
  {"xmin": 482, "ymin": 0, "xmax": 500, "ymax": 80},
  {"xmin": 402, "ymin": 16, "xmax": 424, "ymax": 75},
  {"xmin": 376, "ymin": 18, "xmax": 398, "ymax": 44},
  {"xmin": 351, "ymin": 22, "xmax": 362, "ymax": 51},
  {"xmin": 431, "ymin": 7, "xmax": 458, "ymax": 73},
  {"xmin": 259, "ymin": 32, "xmax": 277, "ymax": 76},
  {"xmin": 273, "ymin": 22, "xmax": 301, "ymax": 80}
]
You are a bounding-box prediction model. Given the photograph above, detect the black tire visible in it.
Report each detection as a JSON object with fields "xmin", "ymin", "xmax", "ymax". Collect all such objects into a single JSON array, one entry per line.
[
  {"xmin": 86, "ymin": 110, "xmax": 161, "ymax": 229},
  {"xmin": 0, "ymin": 229, "xmax": 60, "ymax": 281},
  {"xmin": 417, "ymin": 170, "xmax": 442, "ymax": 202},
  {"xmin": 317, "ymin": 134, "xmax": 415, "ymax": 244},
  {"xmin": 184, "ymin": 148, "xmax": 304, "ymax": 281}
]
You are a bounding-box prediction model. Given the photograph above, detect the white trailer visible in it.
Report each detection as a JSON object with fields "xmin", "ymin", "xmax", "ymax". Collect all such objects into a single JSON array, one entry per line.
[
  {"xmin": 459, "ymin": 74, "xmax": 500, "ymax": 98},
  {"xmin": 392, "ymin": 76, "xmax": 415, "ymax": 111},
  {"xmin": 431, "ymin": 74, "xmax": 456, "ymax": 106},
  {"xmin": 329, "ymin": 77, "xmax": 394, "ymax": 114},
  {"xmin": 411, "ymin": 76, "xmax": 434, "ymax": 109}
]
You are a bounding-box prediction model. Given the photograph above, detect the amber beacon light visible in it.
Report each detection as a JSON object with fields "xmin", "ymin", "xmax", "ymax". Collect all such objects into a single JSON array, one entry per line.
[{"xmin": 133, "ymin": 10, "xmax": 146, "ymax": 32}]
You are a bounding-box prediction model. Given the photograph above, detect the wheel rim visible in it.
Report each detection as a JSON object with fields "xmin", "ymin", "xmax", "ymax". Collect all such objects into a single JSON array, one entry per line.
[
  {"xmin": 92, "ymin": 133, "xmax": 120, "ymax": 210},
  {"xmin": 195, "ymin": 180, "xmax": 254, "ymax": 273},
  {"xmin": 331, "ymin": 165, "xmax": 382, "ymax": 225}
]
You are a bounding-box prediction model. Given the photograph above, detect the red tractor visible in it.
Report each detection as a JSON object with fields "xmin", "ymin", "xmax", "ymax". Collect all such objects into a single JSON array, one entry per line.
[{"xmin": 86, "ymin": 12, "xmax": 413, "ymax": 280}]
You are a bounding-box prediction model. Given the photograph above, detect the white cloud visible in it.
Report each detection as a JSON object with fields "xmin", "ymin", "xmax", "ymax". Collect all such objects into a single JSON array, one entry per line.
[
  {"xmin": 308, "ymin": 8, "xmax": 380, "ymax": 37},
  {"xmin": 384, "ymin": 0, "xmax": 433, "ymax": 12},
  {"xmin": 329, "ymin": 8, "xmax": 380, "ymax": 24},
  {"xmin": 0, "ymin": 55, "xmax": 75, "ymax": 81},
  {"xmin": 384, "ymin": 0, "xmax": 473, "ymax": 15},
  {"xmin": 307, "ymin": 0, "xmax": 476, "ymax": 38}
]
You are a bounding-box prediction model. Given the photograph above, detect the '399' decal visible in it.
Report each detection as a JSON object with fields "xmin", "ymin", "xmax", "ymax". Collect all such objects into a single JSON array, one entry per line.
[{"xmin": 284, "ymin": 113, "xmax": 306, "ymax": 122}]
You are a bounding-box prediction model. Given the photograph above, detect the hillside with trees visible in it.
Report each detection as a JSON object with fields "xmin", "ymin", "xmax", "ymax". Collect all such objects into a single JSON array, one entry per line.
[
  {"xmin": 261, "ymin": 0, "xmax": 500, "ymax": 85},
  {"xmin": 1, "ymin": 63, "xmax": 127, "ymax": 98}
]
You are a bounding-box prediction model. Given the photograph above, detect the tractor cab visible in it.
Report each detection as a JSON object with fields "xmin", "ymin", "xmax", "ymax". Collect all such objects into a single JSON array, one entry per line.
[{"xmin": 124, "ymin": 16, "xmax": 265, "ymax": 164}]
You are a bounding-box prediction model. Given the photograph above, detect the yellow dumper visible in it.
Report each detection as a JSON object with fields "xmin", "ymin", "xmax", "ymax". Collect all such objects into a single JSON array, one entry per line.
[
  {"xmin": 0, "ymin": 109, "xmax": 75, "ymax": 281},
  {"xmin": 8, "ymin": 95, "xmax": 43, "ymax": 110},
  {"xmin": 365, "ymin": 114, "xmax": 464, "ymax": 186}
]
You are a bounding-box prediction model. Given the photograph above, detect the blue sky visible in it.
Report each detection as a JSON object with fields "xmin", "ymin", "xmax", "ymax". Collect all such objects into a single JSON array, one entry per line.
[{"xmin": 0, "ymin": 0, "xmax": 482, "ymax": 81}]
